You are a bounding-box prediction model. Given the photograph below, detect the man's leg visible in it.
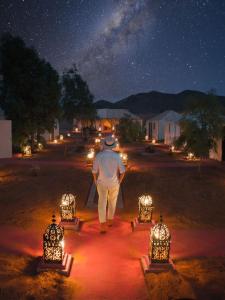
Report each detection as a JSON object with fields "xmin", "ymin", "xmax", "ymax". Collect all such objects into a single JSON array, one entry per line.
[
  {"xmin": 107, "ymin": 184, "xmax": 120, "ymax": 225},
  {"xmin": 97, "ymin": 183, "xmax": 108, "ymax": 232}
]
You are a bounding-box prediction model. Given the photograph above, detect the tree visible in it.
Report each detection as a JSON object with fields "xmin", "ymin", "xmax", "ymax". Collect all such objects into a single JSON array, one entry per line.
[
  {"xmin": 0, "ymin": 33, "xmax": 61, "ymax": 147},
  {"xmin": 61, "ymin": 65, "xmax": 96, "ymax": 126},
  {"xmin": 175, "ymin": 92, "xmax": 224, "ymax": 158},
  {"xmin": 117, "ymin": 117, "xmax": 144, "ymax": 143}
]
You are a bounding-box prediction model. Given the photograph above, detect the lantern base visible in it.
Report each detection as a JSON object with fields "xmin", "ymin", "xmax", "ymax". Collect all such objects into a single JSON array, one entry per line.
[
  {"xmin": 141, "ymin": 255, "xmax": 175, "ymax": 274},
  {"xmin": 131, "ymin": 217, "xmax": 155, "ymax": 231},
  {"xmin": 59, "ymin": 217, "xmax": 82, "ymax": 231},
  {"xmin": 37, "ymin": 253, "xmax": 73, "ymax": 276}
]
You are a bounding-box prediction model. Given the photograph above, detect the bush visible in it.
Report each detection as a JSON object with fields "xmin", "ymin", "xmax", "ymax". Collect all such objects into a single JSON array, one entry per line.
[{"xmin": 117, "ymin": 118, "xmax": 144, "ymax": 143}]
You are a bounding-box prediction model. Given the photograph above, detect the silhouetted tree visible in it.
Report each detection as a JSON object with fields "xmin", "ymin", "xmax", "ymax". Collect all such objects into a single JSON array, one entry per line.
[
  {"xmin": 175, "ymin": 92, "xmax": 224, "ymax": 158},
  {"xmin": 118, "ymin": 117, "xmax": 144, "ymax": 143},
  {"xmin": 61, "ymin": 65, "xmax": 96, "ymax": 127},
  {"xmin": 0, "ymin": 33, "xmax": 61, "ymax": 147}
]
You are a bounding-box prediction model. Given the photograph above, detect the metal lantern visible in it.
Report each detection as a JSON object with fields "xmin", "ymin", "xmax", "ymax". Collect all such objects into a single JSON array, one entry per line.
[
  {"xmin": 60, "ymin": 193, "xmax": 76, "ymax": 222},
  {"xmin": 43, "ymin": 215, "xmax": 64, "ymax": 263},
  {"xmin": 150, "ymin": 216, "xmax": 171, "ymax": 263},
  {"xmin": 23, "ymin": 145, "xmax": 32, "ymax": 157},
  {"xmin": 138, "ymin": 194, "xmax": 153, "ymax": 223},
  {"xmin": 87, "ymin": 148, "xmax": 95, "ymax": 162},
  {"xmin": 120, "ymin": 153, "xmax": 128, "ymax": 166}
]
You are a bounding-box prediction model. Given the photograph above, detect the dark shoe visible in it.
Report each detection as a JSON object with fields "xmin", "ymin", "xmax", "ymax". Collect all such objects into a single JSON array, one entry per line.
[
  {"xmin": 100, "ymin": 222, "xmax": 107, "ymax": 233},
  {"xmin": 107, "ymin": 219, "xmax": 113, "ymax": 227}
]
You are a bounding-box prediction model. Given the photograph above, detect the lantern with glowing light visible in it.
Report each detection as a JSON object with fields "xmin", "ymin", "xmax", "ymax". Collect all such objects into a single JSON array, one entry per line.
[
  {"xmin": 59, "ymin": 134, "xmax": 64, "ymax": 141},
  {"xmin": 98, "ymin": 132, "xmax": 102, "ymax": 137},
  {"xmin": 138, "ymin": 194, "xmax": 154, "ymax": 223},
  {"xmin": 75, "ymin": 127, "xmax": 79, "ymax": 133},
  {"xmin": 67, "ymin": 133, "xmax": 71, "ymax": 137},
  {"xmin": 95, "ymin": 137, "xmax": 101, "ymax": 144},
  {"xmin": 23, "ymin": 145, "xmax": 32, "ymax": 157},
  {"xmin": 53, "ymin": 139, "xmax": 58, "ymax": 144},
  {"xmin": 37, "ymin": 143, "xmax": 43, "ymax": 151},
  {"xmin": 120, "ymin": 153, "xmax": 128, "ymax": 166},
  {"xmin": 87, "ymin": 148, "xmax": 95, "ymax": 164},
  {"xmin": 43, "ymin": 215, "xmax": 64, "ymax": 263},
  {"xmin": 145, "ymin": 135, "xmax": 149, "ymax": 141},
  {"xmin": 150, "ymin": 215, "xmax": 171, "ymax": 263},
  {"xmin": 98, "ymin": 126, "xmax": 102, "ymax": 132},
  {"xmin": 152, "ymin": 139, "xmax": 156, "ymax": 144},
  {"xmin": 112, "ymin": 125, "xmax": 115, "ymax": 131},
  {"xmin": 60, "ymin": 193, "xmax": 76, "ymax": 222},
  {"xmin": 187, "ymin": 152, "xmax": 195, "ymax": 160},
  {"xmin": 37, "ymin": 214, "xmax": 74, "ymax": 276}
]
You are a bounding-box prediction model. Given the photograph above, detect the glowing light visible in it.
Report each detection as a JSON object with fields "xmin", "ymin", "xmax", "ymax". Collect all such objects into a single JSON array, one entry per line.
[
  {"xmin": 145, "ymin": 135, "xmax": 149, "ymax": 141},
  {"xmin": 152, "ymin": 139, "xmax": 156, "ymax": 144},
  {"xmin": 98, "ymin": 133, "xmax": 102, "ymax": 137},
  {"xmin": 171, "ymin": 145, "xmax": 175, "ymax": 152},
  {"xmin": 67, "ymin": 133, "xmax": 71, "ymax": 137},
  {"xmin": 187, "ymin": 152, "xmax": 194, "ymax": 160},
  {"xmin": 38, "ymin": 143, "xmax": 43, "ymax": 151},
  {"xmin": 138, "ymin": 194, "xmax": 153, "ymax": 223},
  {"xmin": 59, "ymin": 134, "xmax": 64, "ymax": 141},
  {"xmin": 98, "ymin": 126, "xmax": 102, "ymax": 132},
  {"xmin": 112, "ymin": 125, "xmax": 115, "ymax": 131},
  {"xmin": 23, "ymin": 145, "xmax": 32, "ymax": 157},
  {"xmin": 95, "ymin": 138, "xmax": 101, "ymax": 144},
  {"xmin": 53, "ymin": 139, "xmax": 58, "ymax": 144},
  {"xmin": 75, "ymin": 128, "xmax": 79, "ymax": 133},
  {"xmin": 150, "ymin": 216, "xmax": 171, "ymax": 263},
  {"xmin": 43, "ymin": 215, "xmax": 64, "ymax": 263},
  {"xmin": 60, "ymin": 193, "xmax": 76, "ymax": 221},
  {"xmin": 120, "ymin": 152, "xmax": 128, "ymax": 165},
  {"xmin": 87, "ymin": 148, "xmax": 95, "ymax": 160},
  {"xmin": 112, "ymin": 134, "xmax": 115, "ymax": 138}
]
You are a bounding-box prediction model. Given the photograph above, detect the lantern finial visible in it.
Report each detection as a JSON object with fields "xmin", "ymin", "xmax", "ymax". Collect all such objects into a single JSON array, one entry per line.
[{"xmin": 52, "ymin": 214, "xmax": 56, "ymax": 223}]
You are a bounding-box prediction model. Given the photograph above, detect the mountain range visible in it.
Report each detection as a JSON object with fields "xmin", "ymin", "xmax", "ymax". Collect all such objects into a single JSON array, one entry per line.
[{"xmin": 95, "ymin": 90, "xmax": 225, "ymax": 117}]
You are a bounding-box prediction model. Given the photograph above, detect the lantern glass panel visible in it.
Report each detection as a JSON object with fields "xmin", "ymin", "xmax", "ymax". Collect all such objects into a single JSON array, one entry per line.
[
  {"xmin": 60, "ymin": 193, "xmax": 76, "ymax": 221},
  {"xmin": 138, "ymin": 195, "xmax": 153, "ymax": 223},
  {"xmin": 43, "ymin": 216, "xmax": 64, "ymax": 263},
  {"xmin": 150, "ymin": 218, "xmax": 171, "ymax": 263}
]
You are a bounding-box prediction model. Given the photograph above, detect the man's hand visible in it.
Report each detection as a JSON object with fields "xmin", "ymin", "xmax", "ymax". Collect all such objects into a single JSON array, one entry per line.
[{"xmin": 93, "ymin": 173, "xmax": 98, "ymax": 185}]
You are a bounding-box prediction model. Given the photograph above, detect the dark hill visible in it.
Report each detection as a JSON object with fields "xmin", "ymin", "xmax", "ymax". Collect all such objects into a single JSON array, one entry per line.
[{"xmin": 95, "ymin": 90, "xmax": 225, "ymax": 116}]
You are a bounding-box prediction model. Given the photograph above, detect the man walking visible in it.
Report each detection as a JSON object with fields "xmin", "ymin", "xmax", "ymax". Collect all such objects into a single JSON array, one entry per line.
[{"xmin": 92, "ymin": 136, "xmax": 125, "ymax": 233}]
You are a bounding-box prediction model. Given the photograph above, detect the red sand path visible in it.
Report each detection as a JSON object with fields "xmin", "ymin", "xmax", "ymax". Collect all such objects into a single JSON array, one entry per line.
[{"xmin": 1, "ymin": 217, "xmax": 225, "ymax": 299}]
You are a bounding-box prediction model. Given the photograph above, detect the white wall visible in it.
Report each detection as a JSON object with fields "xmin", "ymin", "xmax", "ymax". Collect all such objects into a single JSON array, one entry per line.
[
  {"xmin": 0, "ymin": 120, "xmax": 12, "ymax": 158},
  {"xmin": 164, "ymin": 121, "xmax": 181, "ymax": 145}
]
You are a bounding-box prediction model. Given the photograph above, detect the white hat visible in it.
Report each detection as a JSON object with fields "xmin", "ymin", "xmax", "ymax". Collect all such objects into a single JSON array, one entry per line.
[{"xmin": 103, "ymin": 136, "xmax": 116, "ymax": 149}]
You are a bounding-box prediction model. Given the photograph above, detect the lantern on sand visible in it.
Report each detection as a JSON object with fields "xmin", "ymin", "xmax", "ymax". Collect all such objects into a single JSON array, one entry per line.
[
  {"xmin": 140, "ymin": 215, "xmax": 174, "ymax": 273},
  {"xmin": 120, "ymin": 153, "xmax": 128, "ymax": 166},
  {"xmin": 59, "ymin": 134, "xmax": 64, "ymax": 141},
  {"xmin": 59, "ymin": 193, "xmax": 81, "ymax": 230},
  {"xmin": 138, "ymin": 194, "xmax": 154, "ymax": 223},
  {"xmin": 87, "ymin": 148, "xmax": 95, "ymax": 164},
  {"xmin": 150, "ymin": 215, "xmax": 171, "ymax": 263},
  {"xmin": 23, "ymin": 145, "xmax": 32, "ymax": 157},
  {"xmin": 60, "ymin": 193, "xmax": 76, "ymax": 222},
  {"xmin": 43, "ymin": 215, "xmax": 64, "ymax": 263},
  {"xmin": 37, "ymin": 214, "xmax": 73, "ymax": 276}
]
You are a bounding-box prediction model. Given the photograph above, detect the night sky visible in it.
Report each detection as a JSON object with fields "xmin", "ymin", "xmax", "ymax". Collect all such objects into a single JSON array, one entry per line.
[{"xmin": 0, "ymin": 0, "xmax": 225, "ymax": 101}]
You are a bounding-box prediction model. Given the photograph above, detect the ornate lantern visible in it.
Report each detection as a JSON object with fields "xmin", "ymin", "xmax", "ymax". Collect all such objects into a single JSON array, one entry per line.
[
  {"xmin": 60, "ymin": 193, "xmax": 76, "ymax": 222},
  {"xmin": 187, "ymin": 152, "xmax": 195, "ymax": 160},
  {"xmin": 23, "ymin": 145, "xmax": 32, "ymax": 157},
  {"xmin": 120, "ymin": 153, "xmax": 128, "ymax": 166},
  {"xmin": 87, "ymin": 148, "xmax": 95, "ymax": 163},
  {"xmin": 43, "ymin": 215, "xmax": 64, "ymax": 263},
  {"xmin": 138, "ymin": 194, "xmax": 154, "ymax": 223},
  {"xmin": 150, "ymin": 215, "xmax": 171, "ymax": 263}
]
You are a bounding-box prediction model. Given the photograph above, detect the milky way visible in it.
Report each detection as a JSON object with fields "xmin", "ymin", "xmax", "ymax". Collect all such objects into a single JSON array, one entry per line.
[{"xmin": 0, "ymin": 0, "xmax": 225, "ymax": 101}]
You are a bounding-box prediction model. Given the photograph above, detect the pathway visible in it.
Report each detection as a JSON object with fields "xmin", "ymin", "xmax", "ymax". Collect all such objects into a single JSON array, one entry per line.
[{"xmin": 1, "ymin": 220, "xmax": 225, "ymax": 300}]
